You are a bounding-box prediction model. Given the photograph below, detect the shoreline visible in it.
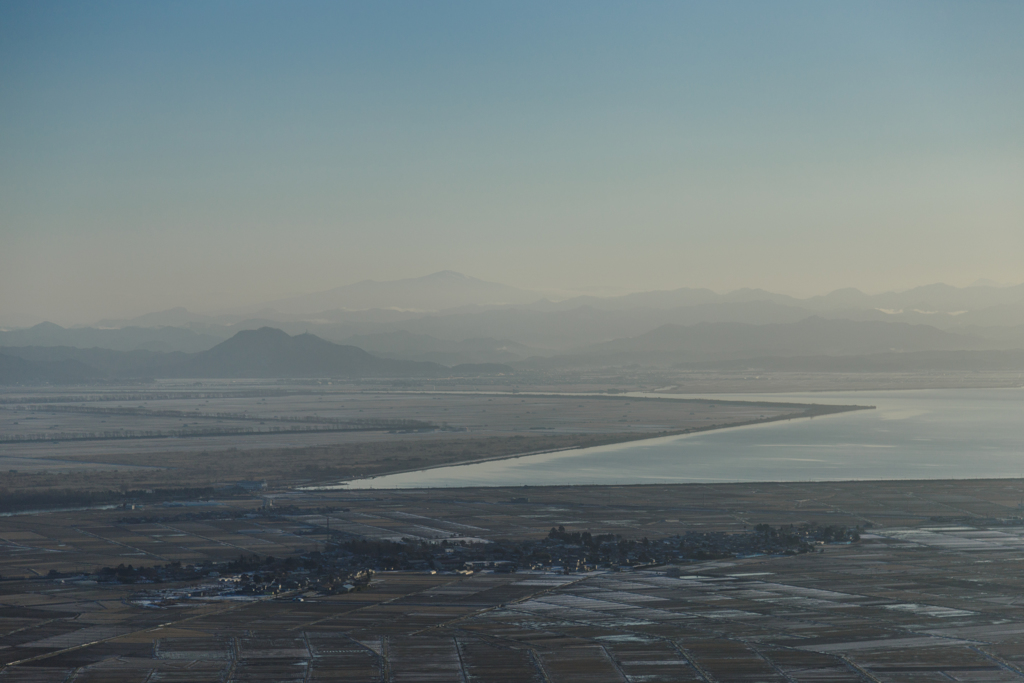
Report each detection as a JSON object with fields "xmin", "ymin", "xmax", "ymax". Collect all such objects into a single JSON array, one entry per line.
[{"xmin": 304, "ymin": 402, "xmax": 871, "ymax": 490}]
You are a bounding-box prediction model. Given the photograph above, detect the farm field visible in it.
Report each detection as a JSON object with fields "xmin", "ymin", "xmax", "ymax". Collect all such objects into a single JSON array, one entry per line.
[{"xmin": 5, "ymin": 479, "xmax": 1024, "ymax": 680}]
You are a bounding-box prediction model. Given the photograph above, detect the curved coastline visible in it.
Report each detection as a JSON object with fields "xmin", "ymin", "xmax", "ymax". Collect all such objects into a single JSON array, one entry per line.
[
  {"xmin": 304, "ymin": 398, "xmax": 870, "ymax": 491},
  {"xmin": 315, "ymin": 388, "xmax": 1024, "ymax": 489}
]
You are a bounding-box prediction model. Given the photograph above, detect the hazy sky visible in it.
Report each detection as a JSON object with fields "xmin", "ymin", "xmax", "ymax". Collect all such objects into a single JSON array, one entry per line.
[{"xmin": 2, "ymin": 1, "xmax": 1023, "ymax": 325}]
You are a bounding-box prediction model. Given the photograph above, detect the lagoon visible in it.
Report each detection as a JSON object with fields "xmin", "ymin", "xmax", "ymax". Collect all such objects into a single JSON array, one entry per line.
[{"xmin": 333, "ymin": 387, "xmax": 1024, "ymax": 489}]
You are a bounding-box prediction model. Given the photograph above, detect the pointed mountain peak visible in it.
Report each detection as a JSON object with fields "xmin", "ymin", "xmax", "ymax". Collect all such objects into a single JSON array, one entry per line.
[
  {"xmin": 422, "ymin": 270, "xmax": 470, "ymax": 280},
  {"xmin": 29, "ymin": 321, "xmax": 66, "ymax": 332}
]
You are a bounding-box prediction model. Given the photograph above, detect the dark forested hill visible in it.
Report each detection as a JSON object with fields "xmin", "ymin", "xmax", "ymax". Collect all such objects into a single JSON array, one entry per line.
[
  {"xmin": 171, "ymin": 327, "xmax": 444, "ymax": 378},
  {"xmin": 0, "ymin": 353, "xmax": 102, "ymax": 384},
  {"xmin": 0, "ymin": 328, "xmax": 447, "ymax": 383}
]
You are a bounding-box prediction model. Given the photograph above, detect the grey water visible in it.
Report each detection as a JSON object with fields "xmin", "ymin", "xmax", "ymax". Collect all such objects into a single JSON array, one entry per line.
[{"xmin": 328, "ymin": 387, "xmax": 1024, "ymax": 489}]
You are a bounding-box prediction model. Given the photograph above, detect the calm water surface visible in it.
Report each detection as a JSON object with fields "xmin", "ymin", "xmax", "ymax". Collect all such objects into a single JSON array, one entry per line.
[{"xmin": 332, "ymin": 387, "xmax": 1024, "ymax": 489}]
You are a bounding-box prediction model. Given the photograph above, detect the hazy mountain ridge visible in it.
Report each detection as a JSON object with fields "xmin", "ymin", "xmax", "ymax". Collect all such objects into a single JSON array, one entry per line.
[
  {"xmin": 20, "ymin": 299, "xmax": 1007, "ymax": 356},
  {"xmin": 694, "ymin": 349, "xmax": 1024, "ymax": 373},
  {"xmin": 803, "ymin": 282, "xmax": 1024, "ymax": 313},
  {"xmin": 1, "ymin": 346, "xmax": 189, "ymax": 377},
  {"xmin": 0, "ymin": 353, "xmax": 102, "ymax": 384},
  {"xmin": 358, "ymin": 301, "xmax": 820, "ymax": 351},
  {"xmin": 268, "ymin": 270, "xmax": 541, "ymax": 314},
  {"xmin": 522, "ymin": 282, "xmax": 1024, "ymax": 315},
  {"xmin": 2, "ymin": 315, "xmax": 1020, "ymax": 384},
  {"xmin": 0, "ymin": 322, "xmax": 224, "ymax": 353},
  {"xmin": 94, "ymin": 307, "xmax": 220, "ymax": 329},
  {"xmin": 0, "ymin": 328, "xmax": 512, "ymax": 383},
  {"xmin": 169, "ymin": 327, "xmax": 444, "ymax": 379},
  {"xmin": 339, "ymin": 331, "xmax": 539, "ymax": 365},
  {"xmin": 518, "ymin": 317, "xmax": 995, "ymax": 369},
  {"xmin": 74, "ymin": 276, "xmax": 1024, "ymax": 330},
  {"xmin": 6, "ymin": 275, "xmax": 1024, "ymax": 370}
]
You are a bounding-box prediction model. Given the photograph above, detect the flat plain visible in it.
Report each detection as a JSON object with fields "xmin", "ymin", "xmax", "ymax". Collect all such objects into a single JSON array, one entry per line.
[
  {"xmin": 0, "ymin": 382, "xmax": 858, "ymax": 497},
  {"xmin": 5, "ymin": 380, "xmax": 1021, "ymax": 680},
  {"xmin": 6, "ymin": 480, "xmax": 1024, "ymax": 680}
]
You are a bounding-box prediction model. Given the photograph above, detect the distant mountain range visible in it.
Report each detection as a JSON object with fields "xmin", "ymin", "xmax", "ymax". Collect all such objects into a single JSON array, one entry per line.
[
  {"xmin": 340, "ymin": 331, "xmax": 538, "ymax": 365},
  {"xmin": 169, "ymin": 327, "xmax": 442, "ymax": 378},
  {"xmin": 3, "ymin": 273, "xmax": 1024, "ymax": 376},
  {"xmin": 803, "ymin": 283, "xmax": 1024, "ymax": 313},
  {"xmin": 697, "ymin": 350, "xmax": 1024, "ymax": 373},
  {"xmin": 521, "ymin": 282, "xmax": 1024, "ymax": 315},
  {"xmin": 3, "ymin": 317, "xmax": 1022, "ymax": 385},
  {"xmin": 268, "ymin": 270, "xmax": 540, "ymax": 314},
  {"xmin": 533, "ymin": 317, "xmax": 992, "ymax": 368},
  {"xmin": 74, "ymin": 274, "xmax": 1024, "ymax": 325},
  {"xmin": 0, "ymin": 353, "xmax": 101, "ymax": 385},
  {"xmin": 0, "ymin": 328, "xmax": 514, "ymax": 384},
  {"xmin": 0, "ymin": 321, "xmax": 222, "ymax": 352}
]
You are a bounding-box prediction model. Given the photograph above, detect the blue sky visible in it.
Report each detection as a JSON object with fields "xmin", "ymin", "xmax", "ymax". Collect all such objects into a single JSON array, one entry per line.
[{"xmin": 2, "ymin": 1, "xmax": 1022, "ymax": 323}]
